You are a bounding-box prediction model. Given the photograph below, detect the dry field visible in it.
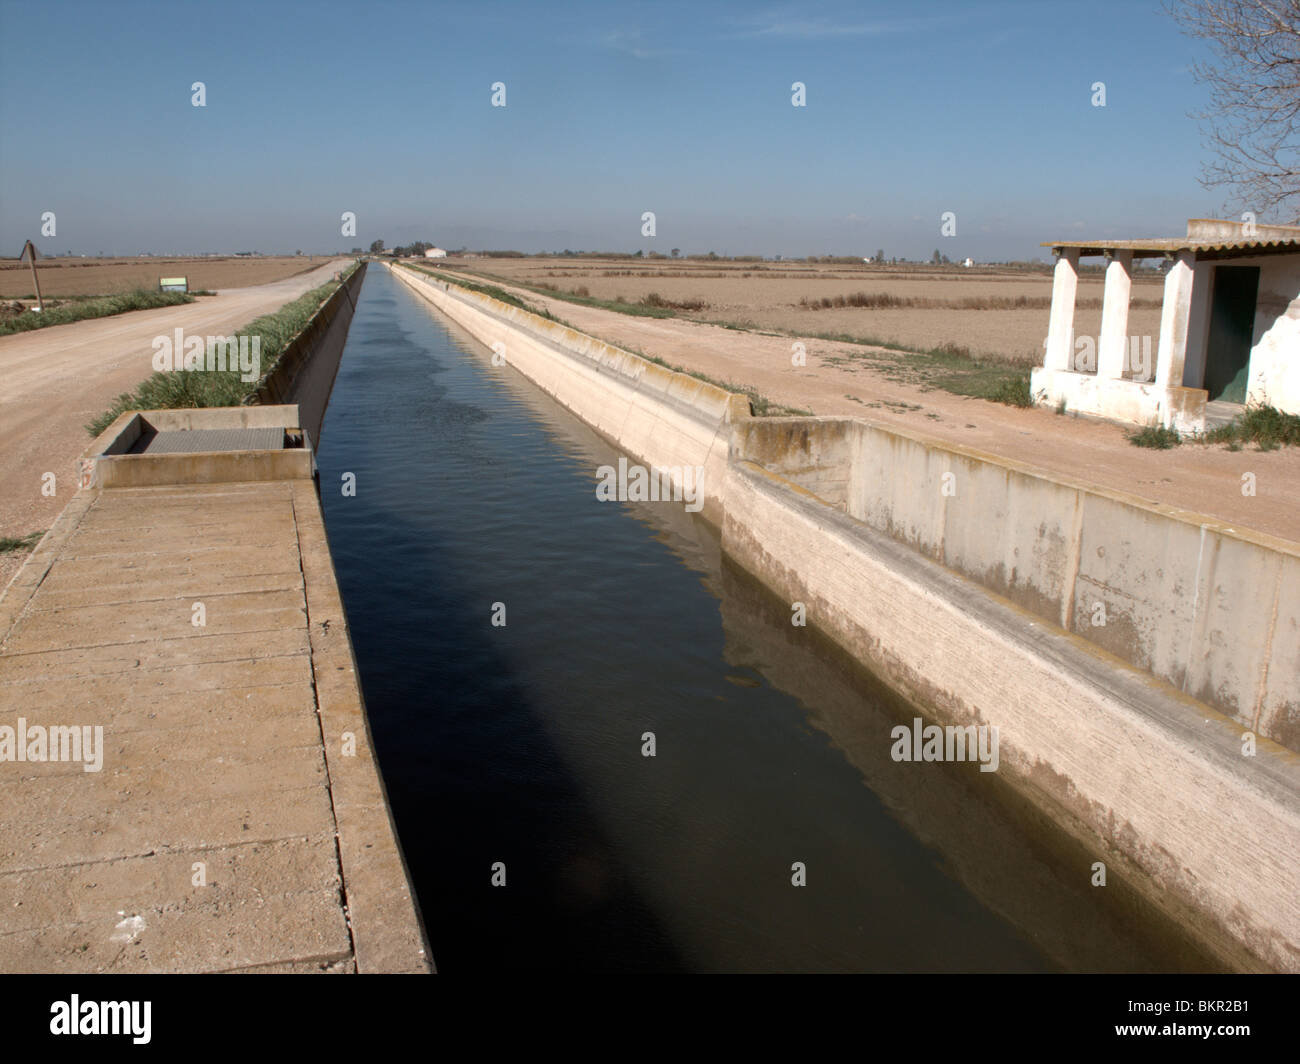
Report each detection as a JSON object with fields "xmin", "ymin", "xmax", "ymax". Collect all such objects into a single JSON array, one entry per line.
[
  {"xmin": 443, "ymin": 256, "xmax": 1167, "ymax": 366},
  {"xmin": 0, "ymin": 255, "xmax": 327, "ymax": 299}
]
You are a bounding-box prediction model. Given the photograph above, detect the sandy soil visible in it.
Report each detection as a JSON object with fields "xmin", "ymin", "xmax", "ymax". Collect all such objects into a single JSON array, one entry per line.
[
  {"xmin": 455, "ymin": 269, "xmax": 1300, "ymax": 543},
  {"xmin": 0, "ymin": 255, "xmax": 327, "ymax": 299},
  {"xmin": 0, "ymin": 258, "xmax": 351, "ymax": 588}
]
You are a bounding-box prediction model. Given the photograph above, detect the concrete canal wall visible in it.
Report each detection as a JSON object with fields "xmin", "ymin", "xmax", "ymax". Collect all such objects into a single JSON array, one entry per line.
[
  {"xmin": 247, "ymin": 261, "xmax": 367, "ymax": 450},
  {"xmin": 733, "ymin": 416, "xmax": 1300, "ymax": 750},
  {"xmin": 388, "ymin": 263, "xmax": 747, "ymax": 526},
  {"xmin": 390, "ymin": 261, "xmax": 1300, "ymax": 972}
]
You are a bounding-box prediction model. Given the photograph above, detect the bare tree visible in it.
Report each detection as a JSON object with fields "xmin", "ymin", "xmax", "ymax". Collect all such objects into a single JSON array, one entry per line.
[{"xmin": 1166, "ymin": 0, "xmax": 1300, "ymax": 219}]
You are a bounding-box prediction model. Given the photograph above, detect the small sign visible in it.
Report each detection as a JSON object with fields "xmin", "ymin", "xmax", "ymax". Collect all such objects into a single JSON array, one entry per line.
[{"xmin": 159, "ymin": 277, "xmax": 188, "ymax": 292}]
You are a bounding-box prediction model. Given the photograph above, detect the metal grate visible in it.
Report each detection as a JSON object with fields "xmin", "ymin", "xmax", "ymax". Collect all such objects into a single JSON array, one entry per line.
[{"xmin": 130, "ymin": 427, "xmax": 285, "ymax": 454}]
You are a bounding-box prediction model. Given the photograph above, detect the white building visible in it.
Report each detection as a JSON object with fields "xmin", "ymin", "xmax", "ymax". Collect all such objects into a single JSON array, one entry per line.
[
  {"xmin": 424, "ymin": 247, "xmax": 448, "ymax": 259},
  {"xmin": 1030, "ymin": 218, "xmax": 1300, "ymax": 433}
]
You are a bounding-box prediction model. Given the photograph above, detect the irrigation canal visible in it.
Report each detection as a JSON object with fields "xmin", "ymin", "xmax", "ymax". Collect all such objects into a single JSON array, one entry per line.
[{"xmin": 314, "ymin": 265, "xmax": 1207, "ymax": 973}]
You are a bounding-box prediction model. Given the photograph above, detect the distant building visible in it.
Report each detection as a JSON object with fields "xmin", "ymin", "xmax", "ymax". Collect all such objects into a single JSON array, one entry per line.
[
  {"xmin": 424, "ymin": 247, "xmax": 448, "ymax": 259},
  {"xmin": 962, "ymin": 257, "xmax": 974, "ymax": 268},
  {"xmin": 1031, "ymin": 218, "xmax": 1300, "ymax": 433}
]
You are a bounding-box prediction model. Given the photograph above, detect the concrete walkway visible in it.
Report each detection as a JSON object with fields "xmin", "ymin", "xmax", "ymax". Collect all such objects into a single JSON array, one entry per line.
[{"xmin": 0, "ymin": 477, "xmax": 430, "ymax": 973}]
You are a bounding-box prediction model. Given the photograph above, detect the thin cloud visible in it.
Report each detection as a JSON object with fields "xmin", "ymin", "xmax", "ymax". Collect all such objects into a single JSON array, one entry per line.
[
  {"xmin": 729, "ymin": 8, "xmax": 960, "ymax": 40},
  {"xmin": 598, "ymin": 28, "xmax": 680, "ymax": 59}
]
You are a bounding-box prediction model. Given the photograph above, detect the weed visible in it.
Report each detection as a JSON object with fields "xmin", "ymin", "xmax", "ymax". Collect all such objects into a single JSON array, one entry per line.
[
  {"xmin": 0, "ymin": 530, "xmax": 44, "ymax": 553},
  {"xmin": 86, "ymin": 265, "xmax": 358, "ymax": 436},
  {"xmin": 1199, "ymin": 404, "xmax": 1300, "ymax": 450},
  {"xmin": 0, "ymin": 289, "xmax": 193, "ymax": 336},
  {"xmin": 1127, "ymin": 424, "xmax": 1182, "ymax": 449}
]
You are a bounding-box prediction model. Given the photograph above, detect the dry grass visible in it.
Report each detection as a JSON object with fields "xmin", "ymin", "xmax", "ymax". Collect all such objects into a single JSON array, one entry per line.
[
  {"xmin": 0, "ymin": 288, "xmax": 194, "ymax": 336},
  {"xmin": 796, "ymin": 291, "xmax": 1161, "ymax": 311}
]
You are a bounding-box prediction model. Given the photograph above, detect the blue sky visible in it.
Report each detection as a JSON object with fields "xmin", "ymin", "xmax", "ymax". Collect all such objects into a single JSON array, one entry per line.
[{"xmin": 0, "ymin": 0, "xmax": 1241, "ymax": 260}]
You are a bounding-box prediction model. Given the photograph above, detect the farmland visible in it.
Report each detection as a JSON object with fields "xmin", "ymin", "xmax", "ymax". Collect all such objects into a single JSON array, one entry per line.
[
  {"xmin": 0, "ymin": 254, "xmax": 326, "ymax": 299},
  {"xmin": 434, "ymin": 255, "xmax": 1167, "ymax": 367}
]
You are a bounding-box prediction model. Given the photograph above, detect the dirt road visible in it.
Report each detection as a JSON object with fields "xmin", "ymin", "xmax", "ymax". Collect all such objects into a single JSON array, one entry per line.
[
  {"xmin": 0, "ymin": 259, "xmax": 350, "ymax": 585},
  {"xmin": 477, "ymin": 274, "xmax": 1300, "ymax": 543}
]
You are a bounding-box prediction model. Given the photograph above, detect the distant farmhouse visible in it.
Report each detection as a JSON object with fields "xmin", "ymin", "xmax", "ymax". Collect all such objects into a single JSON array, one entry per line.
[
  {"xmin": 1031, "ymin": 218, "xmax": 1300, "ymax": 434},
  {"xmin": 424, "ymin": 247, "xmax": 447, "ymax": 259}
]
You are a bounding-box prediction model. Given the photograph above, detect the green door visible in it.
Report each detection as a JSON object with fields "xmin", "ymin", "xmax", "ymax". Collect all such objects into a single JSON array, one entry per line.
[{"xmin": 1203, "ymin": 266, "xmax": 1259, "ymax": 403}]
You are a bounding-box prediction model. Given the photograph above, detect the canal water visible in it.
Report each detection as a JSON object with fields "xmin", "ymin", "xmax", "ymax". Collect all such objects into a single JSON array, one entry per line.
[{"xmin": 316, "ymin": 266, "xmax": 1207, "ymax": 973}]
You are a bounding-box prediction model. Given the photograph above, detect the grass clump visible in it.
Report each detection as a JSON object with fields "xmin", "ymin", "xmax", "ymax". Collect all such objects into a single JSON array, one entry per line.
[
  {"xmin": 0, "ymin": 289, "xmax": 193, "ymax": 336},
  {"xmin": 641, "ymin": 291, "xmax": 708, "ymax": 311},
  {"xmin": 813, "ymin": 333, "xmax": 1034, "ymax": 405},
  {"xmin": 86, "ymin": 266, "xmax": 357, "ymax": 437},
  {"xmin": 1203, "ymin": 404, "xmax": 1300, "ymax": 451},
  {"xmin": 796, "ymin": 292, "xmax": 1160, "ymax": 312},
  {"xmin": 984, "ymin": 373, "xmax": 1034, "ymax": 407},
  {"xmin": 0, "ymin": 530, "xmax": 44, "ymax": 553},
  {"xmin": 551, "ymin": 290, "xmax": 678, "ymax": 318},
  {"xmin": 1126, "ymin": 424, "xmax": 1182, "ymax": 449}
]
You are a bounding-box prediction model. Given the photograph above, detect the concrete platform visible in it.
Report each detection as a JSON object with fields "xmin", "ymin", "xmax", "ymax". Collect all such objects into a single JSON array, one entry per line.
[{"xmin": 0, "ymin": 419, "xmax": 430, "ymax": 972}]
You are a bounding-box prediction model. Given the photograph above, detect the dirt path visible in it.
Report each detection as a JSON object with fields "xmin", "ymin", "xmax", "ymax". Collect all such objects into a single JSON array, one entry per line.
[
  {"xmin": 0, "ymin": 259, "xmax": 349, "ymax": 586},
  {"xmin": 471, "ymin": 275, "xmax": 1300, "ymax": 543}
]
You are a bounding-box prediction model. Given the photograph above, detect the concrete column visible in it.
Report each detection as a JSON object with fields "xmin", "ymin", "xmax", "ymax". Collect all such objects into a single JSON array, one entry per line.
[
  {"xmin": 1096, "ymin": 249, "xmax": 1133, "ymax": 379},
  {"xmin": 1044, "ymin": 248, "xmax": 1079, "ymax": 371},
  {"xmin": 1181, "ymin": 261, "xmax": 1215, "ymax": 388},
  {"xmin": 1154, "ymin": 250, "xmax": 1196, "ymax": 390}
]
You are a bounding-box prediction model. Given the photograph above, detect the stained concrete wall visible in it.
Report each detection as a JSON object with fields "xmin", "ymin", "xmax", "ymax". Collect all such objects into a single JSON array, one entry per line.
[
  {"xmin": 720, "ymin": 457, "xmax": 1300, "ymax": 973},
  {"xmin": 390, "ymin": 262, "xmax": 1300, "ymax": 970},
  {"xmin": 1245, "ymin": 256, "xmax": 1300, "ymax": 414},
  {"xmin": 730, "ymin": 415, "xmax": 1300, "ymax": 750},
  {"xmin": 729, "ymin": 418, "xmax": 855, "ymax": 509},
  {"xmin": 250, "ymin": 262, "xmax": 367, "ymax": 449},
  {"xmin": 1029, "ymin": 367, "xmax": 1208, "ymax": 435}
]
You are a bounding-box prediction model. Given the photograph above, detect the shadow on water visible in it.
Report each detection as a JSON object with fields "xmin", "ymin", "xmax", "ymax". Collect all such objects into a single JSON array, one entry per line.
[
  {"xmin": 319, "ymin": 275, "xmax": 684, "ymax": 972},
  {"xmin": 316, "ymin": 266, "xmax": 1211, "ymax": 973},
  {"xmin": 706, "ymin": 539, "xmax": 1219, "ymax": 972}
]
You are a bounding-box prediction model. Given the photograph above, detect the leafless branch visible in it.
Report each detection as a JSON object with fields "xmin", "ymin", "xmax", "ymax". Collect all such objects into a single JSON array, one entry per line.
[{"xmin": 1165, "ymin": 0, "xmax": 1300, "ymax": 219}]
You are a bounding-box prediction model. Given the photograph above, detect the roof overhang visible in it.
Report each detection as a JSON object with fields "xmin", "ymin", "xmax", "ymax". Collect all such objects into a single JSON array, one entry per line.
[{"xmin": 1043, "ymin": 238, "xmax": 1300, "ymax": 260}]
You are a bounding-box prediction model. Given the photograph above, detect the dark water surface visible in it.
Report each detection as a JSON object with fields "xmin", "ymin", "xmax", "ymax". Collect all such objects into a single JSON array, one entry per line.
[{"xmin": 315, "ymin": 267, "xmax": 1205, "ymax": 973}]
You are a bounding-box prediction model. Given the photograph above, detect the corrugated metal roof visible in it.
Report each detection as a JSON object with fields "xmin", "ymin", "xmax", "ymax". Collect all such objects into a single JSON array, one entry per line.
[{"xmin": 1042, "ymin": 237, "xmax": 1300, "ymax": 257}]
